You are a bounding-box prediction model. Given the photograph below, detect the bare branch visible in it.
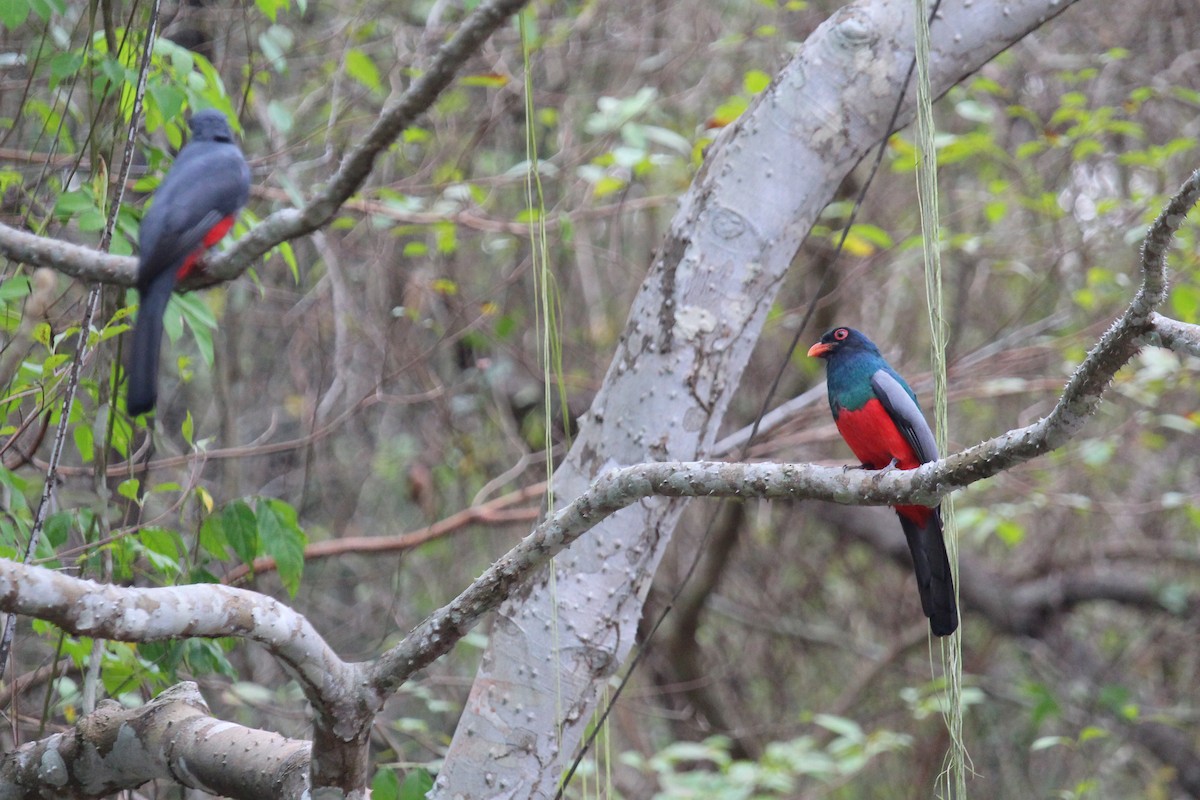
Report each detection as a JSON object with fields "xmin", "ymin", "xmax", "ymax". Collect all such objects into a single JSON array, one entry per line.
[
  {"xmin": 0, "ymin": 560, "xmax": 362, "ymax": 717},
  {"xmin": 0, "ymin": 224, "xmax": 130, "ymax": 283},
  {"xmin": 0, "ymin": 560, "xmax": 380, "ymax": 791},
  {"xmin": 1146, "ymin": 312, "xmax": 1200, "ymax": 357},
  {"xmin": 0, "ymin": 682, "xmax": 310, "ymax": 800}
]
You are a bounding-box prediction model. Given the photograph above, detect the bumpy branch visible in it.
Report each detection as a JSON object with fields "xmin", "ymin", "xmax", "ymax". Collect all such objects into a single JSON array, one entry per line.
[
  {"xmin": 0, "ymin": 0, "xmax": 533, "ymax": 286},
  {"xmin": 1144, "ymin": 312, "xmax": 1200, "ymax": 357},
  {"xmin": 0, "ymin": 559, "xmax": 377, "ymax": 791},
  {"xmin": 0, "ymin": 560, "xmax": 362, "ymax": 721},
  {"xmin": 0, "ymin": 682, "xmax": 310, "ymax": 800}
]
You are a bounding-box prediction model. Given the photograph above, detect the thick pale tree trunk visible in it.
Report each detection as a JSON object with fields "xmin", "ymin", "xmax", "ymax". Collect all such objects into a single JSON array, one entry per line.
[{"xmin": 433, "ymin": 0, "xmax": 1082, "ymax": 796}]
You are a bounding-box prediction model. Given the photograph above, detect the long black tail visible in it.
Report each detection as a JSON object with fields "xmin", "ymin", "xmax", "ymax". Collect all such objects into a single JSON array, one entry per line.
[
  {"xmin": 897, "ymin": 507, "xmax": 958, "ymax": 636},
  {"xmin": 126, "ymin": 276, "xmax": 175, "ymax": 417}
]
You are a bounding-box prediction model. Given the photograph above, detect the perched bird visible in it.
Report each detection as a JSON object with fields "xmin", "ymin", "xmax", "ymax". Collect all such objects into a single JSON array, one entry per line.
[
  {"xmin": 126, "ymin": 109, "xmax": 250, "ymax": 416},
  {"xmin": 808, "ymin": 326, "xmax": 958, "ymax": 636}
]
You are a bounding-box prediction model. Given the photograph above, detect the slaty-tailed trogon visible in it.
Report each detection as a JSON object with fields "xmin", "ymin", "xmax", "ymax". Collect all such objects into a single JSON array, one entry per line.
[
  {"xmin": 126, "ymin": 109, "xmax": 249, "ymax": 416},
  {"xmin": 808, "ymin": 326, "xmax": 958, "ymax": 636}
]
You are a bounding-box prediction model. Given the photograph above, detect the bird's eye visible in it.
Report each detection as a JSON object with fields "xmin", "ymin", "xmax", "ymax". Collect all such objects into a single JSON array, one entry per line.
[{"xmin": 833, "ymin": 328, "xmax": 849, "ymax": 341}]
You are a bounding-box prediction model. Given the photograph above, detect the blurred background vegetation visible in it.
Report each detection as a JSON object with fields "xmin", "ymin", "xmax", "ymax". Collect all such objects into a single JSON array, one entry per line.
[{"xmin": 1, "ymin": 0, "xmax": 1199, "ymax": 797}]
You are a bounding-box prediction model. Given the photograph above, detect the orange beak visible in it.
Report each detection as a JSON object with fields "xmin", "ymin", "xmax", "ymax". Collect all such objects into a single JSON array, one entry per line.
[{"xmin": 807, "ymin": 341, "xmax": 833, "ymax": 358}]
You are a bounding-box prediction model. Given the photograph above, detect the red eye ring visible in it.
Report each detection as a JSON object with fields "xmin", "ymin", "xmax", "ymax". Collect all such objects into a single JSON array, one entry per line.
[{"xmin": 833, "ymin": 328, "xmax": 849, "ymax": 341}]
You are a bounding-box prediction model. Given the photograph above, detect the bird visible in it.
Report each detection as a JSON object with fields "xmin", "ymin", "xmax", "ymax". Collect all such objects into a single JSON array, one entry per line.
[
  {"xmin": 808, "ymin": 326, "xmax": 958, "ymax": 636},
  {"xmin": 126, "ymin": 109, "xmax": 250, "ymax": 417}
]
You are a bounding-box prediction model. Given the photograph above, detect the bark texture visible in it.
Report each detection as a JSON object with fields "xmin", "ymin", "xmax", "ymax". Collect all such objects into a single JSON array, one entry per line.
[{"xmin": 0, "ymin": 683, "xmax": 310, "ymax": 799}]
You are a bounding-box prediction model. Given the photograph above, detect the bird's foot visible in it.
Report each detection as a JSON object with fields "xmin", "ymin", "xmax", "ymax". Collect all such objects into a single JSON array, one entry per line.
[{"xmin": 875, "ymin": 457, "xmax": 900, "ymax": 475}]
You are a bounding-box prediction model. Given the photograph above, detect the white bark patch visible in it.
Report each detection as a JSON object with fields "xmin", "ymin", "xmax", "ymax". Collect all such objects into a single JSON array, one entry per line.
[
  {"xmin": 673, "ymin": 305, "xmax": 717, "ymax": 340},
  {"xmin": 37, "ymin": 748, "xmax": 67, "ymax": 787}
]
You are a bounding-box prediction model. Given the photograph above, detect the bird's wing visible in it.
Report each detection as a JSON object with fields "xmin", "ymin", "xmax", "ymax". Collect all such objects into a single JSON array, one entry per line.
[
  {"xmin": 138, "ymin": 144, "xmax": 249, "ymax": 284},
  {"xmin": 870, "ymin": 369, "xmax": 939, "ymax": 464}
]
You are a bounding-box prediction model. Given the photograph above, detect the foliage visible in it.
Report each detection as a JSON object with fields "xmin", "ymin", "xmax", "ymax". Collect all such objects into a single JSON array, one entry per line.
[{"xmin": 620, "ymin": 718, "xmax": 912, "ymax": 800}]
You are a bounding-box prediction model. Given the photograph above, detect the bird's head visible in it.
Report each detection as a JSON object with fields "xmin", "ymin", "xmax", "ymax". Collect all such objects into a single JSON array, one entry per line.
[
  {"xmin": 188, "ymin": 109, "xmax": 236, "ymax": 144},
  {"xmin": 806, "ymin": 326, "xmax": 880, "ymax": 360}
]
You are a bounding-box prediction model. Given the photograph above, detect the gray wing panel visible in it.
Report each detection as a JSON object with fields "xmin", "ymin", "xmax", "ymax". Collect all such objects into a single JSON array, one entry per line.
[{"xmin": 870, "ymin": 369, "xmax": 939, "ymax": 463}]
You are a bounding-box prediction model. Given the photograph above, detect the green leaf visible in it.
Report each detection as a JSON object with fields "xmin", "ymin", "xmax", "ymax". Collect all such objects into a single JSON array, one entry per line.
[
  {"xmin": 847, "ymin": 223, "xmax": 893, "ymax": 249},
  {"xmin": 254, "ymin": 0, "xmax": 289, "ymax": 22},
  {"xmin": 1096, "ymin": 684, "xmax": 1131, "ymax": 716},
  {"xmin": 813, "ymin": 714, "xmax": 864, "ymax": 743},
  {"xmin": 72, "ymin": 419, "xmax": 94, "ymax": 464},
  {"xmin": 431, "ymin": 278, "xmax": 458, "ymax": 295},
  {"xmin": 277, "ymin": 240, "xmax": 300, "ymax": 282},
  {"xmin": 398, "ymin": 769, "xmax": 434, "ymax": 800},
  {"xmin": 591, "ymin": 175, "xmax": 626, "ymax": 198},
  {"xmin": 117, "ymin": 478, "xmax": 140, "ymax": 502},
  {"xmin": 256, "ymin": 498, "xmax": 306, "ymax": 596},
  {"xmin": 222, "ymin": 500, "xmax": 260, "ymax": 567},
  {"xmin": 0, "ymin": 275, "xmax": 33, "ymax": 303},
  {"xmin": 138, "ymin": 527, "xmax": 183, "ymax": 576},
  {"xmin": 147, "ymin": 84, "xmax": 187, "ymax": 124},
  {"xmin": 258, "ymin": 24, "xmax": 294, "ymax": 72},
  {"xmin": 0, "ymin": 0, "xmax": 30, "ymax": 29},
  {"xmin": 984, "ymin": 200, "xmax": 1008, "ymax": 224},
  {"xmin": 461, "ymin": 72, "xmax": 508, "ymax": 88},
  {"xmin": 742, "ymin": 69, "xmax": 771, "ymax": 95},
  {"xmin": 199, "ymin": 513, "xmax": 229, "ymax": 560},
  {"xmin": 43, "ymin": 511, "xmax": 72, "ymax": 549},
  {"xmin": 49, "ymin": 52, "xmax": 85, "ymax": 86},
  {"xmin": 345, "ymin": 47, "xmax": 382, "ymax": 93},
  {"xmin": 1031, "ymin": 735, "xmax": 1070, "ymax": 752},
  {"xmin": 995, "ymin": 520, "xmax": 1025, "ymax": 547},
  {"xmin": 55, "ymin": 189, "xmax": 95, "ymax": 218},
  {"xmin": 371, "ymin": 768, "xmax": 401, "ymax": 800},
  {"xmin": 266, "ymin": 99, "xmax": 294, "ymax": 134},
  {"xmin": 1014, "ymin": 140, "xmax": 1045, "ymax": 160},
  {"xmin": 1072, "ymin": 138, "xmax": 1103, "ymax": 160},
  {"xmin": 173, "ymin": 292, "xmax": 217, "ymax": 367},
  {"xmin": 1171, "ymin": 284, "xmax": 1200, "ymax": 322}
]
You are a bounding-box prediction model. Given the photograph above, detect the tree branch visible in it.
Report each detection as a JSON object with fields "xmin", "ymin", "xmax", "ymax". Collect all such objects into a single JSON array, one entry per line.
[
  {"xmin": 0, "ymin": 225, "xmax": 130, "ymax": 283},
  {"xmin": 0, "ymin": 562, "xmax": 364, "ymax": 713},
  {"xmin": 0, "ymin": 682, "xmax": 310, "ymax": 800},
  {"xmin": 0, "ymin": 559, "xmax": 381, "ymax": 791},
  {"xmin": 1145, "ymin": 312, "xmax": 1200, "ymax": 357}
]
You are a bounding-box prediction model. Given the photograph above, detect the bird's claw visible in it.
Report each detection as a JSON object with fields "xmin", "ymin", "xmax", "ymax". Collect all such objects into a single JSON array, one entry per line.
[{"xmin": 842, "ymin": 458, "xmax": 899, "ymax": 475}]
